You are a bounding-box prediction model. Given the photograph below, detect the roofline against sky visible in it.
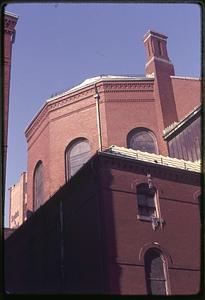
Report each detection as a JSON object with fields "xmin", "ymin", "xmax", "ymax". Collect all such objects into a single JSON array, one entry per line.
[
  {"xmin": 24, "ymin": 75, "xmax": 154, "ymax": 135},
  {"xmin": 5, "ymin": 10, "xmax": 19, "ymax": 19},
  {"xmin": 163, "ymin": 104, "xmax": 201, "ymax": 139}
]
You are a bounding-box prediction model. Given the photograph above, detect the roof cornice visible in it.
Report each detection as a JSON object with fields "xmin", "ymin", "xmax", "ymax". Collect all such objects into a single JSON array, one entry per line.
[{"xmin": 25, "ymin": 77, "xmax": 154, "ymax": 140}]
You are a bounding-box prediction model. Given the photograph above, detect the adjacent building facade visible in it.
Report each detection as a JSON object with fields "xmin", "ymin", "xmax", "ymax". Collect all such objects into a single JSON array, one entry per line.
[
  {"xmin": 3, "ymin": 11, "xmax": 18, "ymax": 182},
  {"xmin": 9, "ymin": 172, "xmax": 27, "ymax": 229}
]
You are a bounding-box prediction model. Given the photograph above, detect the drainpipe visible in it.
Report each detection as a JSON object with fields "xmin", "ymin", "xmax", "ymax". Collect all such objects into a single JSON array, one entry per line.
[{"xmin": 94, "ymin": 84, "xmax": 102, "ymax": 151}]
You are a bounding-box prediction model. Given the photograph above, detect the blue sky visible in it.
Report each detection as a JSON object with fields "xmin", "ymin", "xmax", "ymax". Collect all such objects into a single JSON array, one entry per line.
[{"xmin": 4, "ymin": 3, "xmax": 201, "ymax": 226}]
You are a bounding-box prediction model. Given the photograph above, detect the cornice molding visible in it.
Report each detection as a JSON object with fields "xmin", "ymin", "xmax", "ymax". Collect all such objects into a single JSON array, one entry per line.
[
  {"xmin": 25, "ymin": 81, "xmax": 154, "ymax": 140},
  {"xmin": 104, "ymin": 98, "xmax": 155, "ymax": 103},
  {"xmin": 102, "ymin": 82, "xmax": 154, "ymax": 92},
  {"xmin": 4, "ymin": 16, "xmax": 17, "ymax": 34},
  {"xmin": 99, "ymin": 155, "xmax": 200, "ymax": 186}
]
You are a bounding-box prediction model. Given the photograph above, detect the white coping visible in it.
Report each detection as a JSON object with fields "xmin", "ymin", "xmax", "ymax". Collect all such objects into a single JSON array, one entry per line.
[
  {"xmin": 170, "ymin": 75, "xmax": 200, "ymax": 81},
  {"xmin": 143, "ymin": 32, "xmax": 167, "ymax": 43},
  {"xmin": 163, "ymin": 105, "xmax": 201, "ymax": 138},
  {"xmin": 46, "ymin": 75, "xmax": 152, "ymax": 103},
  {"xmin": 5, "ymin": 11, "xmax": 19, "ymax": 19},
  {"xmin": 102, "ymin": 145, "xmax": 200, "ymax": 173}
]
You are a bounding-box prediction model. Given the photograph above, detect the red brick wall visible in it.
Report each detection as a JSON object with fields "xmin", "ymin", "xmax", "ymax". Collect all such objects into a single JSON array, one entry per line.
[
  {"xmin": 99, "ymin": 157, "xmax": 200, "ymax": 295},
  {"xmin": 5, "ymin": 154, "xmax": 201, "ymax": 295},
  {"xmin": 103, "ymin": 81, "xmax": 168, "ymax": 155},
  {"xmin": 26, "ymin": 80, "xmax": 171, "ymax": 210}
]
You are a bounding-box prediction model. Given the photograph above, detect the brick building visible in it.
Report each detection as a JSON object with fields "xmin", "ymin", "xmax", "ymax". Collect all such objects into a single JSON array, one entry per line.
[
  {"xmin": 24, "ymin": 30, "xmax": 201, "ymax": 216},
  {"xmin": 3, "ymin": 11, "xmax": 18, "ymax": 182},
  {"xmin": 5, "ymin": 30, "xmax": 201, "ymax": 295},
  {"xmin": 9, "ymin": 172, "xmax": 27, "ymax": 229},
  {"xmin": 5, "ymin": 148, "xmax": 201, "ymax": 295}
]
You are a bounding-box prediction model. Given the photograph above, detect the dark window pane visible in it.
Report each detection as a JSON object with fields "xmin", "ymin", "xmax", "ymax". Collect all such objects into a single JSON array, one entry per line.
[
  {"xmin": 66, "ymin": 139, "xmax": 91, "ymax": 179},
  {"xmin": 34, "ymin": 162, "xmax": 44, "ymax": 210},
  {"xmin": 150, "ymin": 279, "xmax": 166, "ymax": 295},
  {"xmin": 145, "ymin": 249, "xmax": 167, "ymax": 295},
  {"xmin": 128, "ymin": 129, "xmax": 158, "ymax": 154},
  {"xmin": 137, "ymin": 184, "xmax": 156, "ymax": 217}
]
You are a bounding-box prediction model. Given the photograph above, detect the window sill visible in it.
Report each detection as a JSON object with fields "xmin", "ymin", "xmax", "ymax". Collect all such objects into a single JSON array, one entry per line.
[{"xmin": 137, "ymin": 215, "xmax": 152, "ymax": 222}]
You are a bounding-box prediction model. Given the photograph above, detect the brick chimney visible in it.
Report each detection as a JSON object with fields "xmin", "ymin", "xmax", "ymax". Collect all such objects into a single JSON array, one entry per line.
[{"xmin": 143, "ymin": 30, "xmax": 178, "ymax": 131}]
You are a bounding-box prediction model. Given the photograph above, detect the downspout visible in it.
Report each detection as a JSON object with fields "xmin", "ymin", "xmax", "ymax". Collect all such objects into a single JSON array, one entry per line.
[{"xmin": 94, "ymin": 84, "xmax": 102, "ymax": 151}]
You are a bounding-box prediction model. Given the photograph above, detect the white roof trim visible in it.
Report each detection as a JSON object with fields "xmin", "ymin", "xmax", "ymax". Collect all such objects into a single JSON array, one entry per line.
[
  {"xmin": 5, "ymin": 11, "xmax": 19, "ymax": 18},
  {"xmin": 46, "ymin": 75, "xmax": 152, "ymax": 103},
  {"xmin": 101, "ymin": 145, "xmax": 200, "ymax": 173},
  {"xmin": 170, "ymin": 75, "xmax": 200, "ymax": 81}
]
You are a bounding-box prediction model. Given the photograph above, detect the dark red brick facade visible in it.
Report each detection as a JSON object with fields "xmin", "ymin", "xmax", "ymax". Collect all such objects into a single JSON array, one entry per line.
[{"xmin": 5, "ymin": 153, "xmax": 201, "ymax": 294}]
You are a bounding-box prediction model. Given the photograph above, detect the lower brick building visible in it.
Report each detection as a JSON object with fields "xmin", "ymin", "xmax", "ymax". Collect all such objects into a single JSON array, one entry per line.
[{"xmin": 5, "ymin": 146, "xmax": 201, "ymax": 295}]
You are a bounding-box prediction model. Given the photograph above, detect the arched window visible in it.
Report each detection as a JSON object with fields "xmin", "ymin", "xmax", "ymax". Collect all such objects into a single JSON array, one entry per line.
[
  {"xmin": 144, "ymin": 248, "xmax": 169, "ymax": 295},
  {"xmin": 127, "ymin": 128, "xmax": 158, "ymax": 154},
  {"xmin": 137, "ymin": 183, "xmax": 157, "ymax": 220},
  {"xmin": 65, "ymin": 138, "xmax": 91, "ymax": 180},
  {"xmin": 33, "ymin": 161, "xmax": 44, "ymax": 211}
]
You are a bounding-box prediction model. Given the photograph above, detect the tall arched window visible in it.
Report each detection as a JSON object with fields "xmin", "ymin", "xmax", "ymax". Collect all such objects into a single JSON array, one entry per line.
[
  {"xmin": 65, "ymin": 138, "xmax": 91, "ymax": 180},
  {"xmin": 33, "ymin": 161, "xmax": 44, "ymax": 211},
  {"xmin": 144, "ymin": 248, "xmax": 169, "ymax": 295},
  {"xmin": 127, "ymin": 128, "xmax": 158, "ymax": 154}
]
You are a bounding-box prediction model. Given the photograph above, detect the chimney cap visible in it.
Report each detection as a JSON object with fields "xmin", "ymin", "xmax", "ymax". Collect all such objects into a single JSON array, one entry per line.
[{"xmin": 143, "ymin": 30, "xmax": 168, "ymax": 42}]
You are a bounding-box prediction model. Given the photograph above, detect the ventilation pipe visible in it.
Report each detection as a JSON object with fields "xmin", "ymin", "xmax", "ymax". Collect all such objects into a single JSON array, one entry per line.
[{"xmin": 94, "ymin": 84, "xmax": 102, "ymax": 151}]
